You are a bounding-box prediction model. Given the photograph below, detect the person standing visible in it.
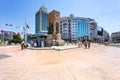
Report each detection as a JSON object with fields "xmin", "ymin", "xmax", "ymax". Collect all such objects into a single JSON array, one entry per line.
[
  {"xmin": 88, "ymin": 40, "xmax": 91, "ymax": 49},
  {"xmin": 80, "ymin": 41, "xmax": 82, "ymax": 47},
  {"xmin": 84, "ymin": 40, "xmax": 87, "ymax": 49},
  {"xmin": 78, "ymin": 41, "xmax": 80, "ymax": 48},
  {"xmin": 41, "ymin": 40, "xmax": 44, "ymax": 47},
  {"xmin": 31, "ymin": 40, "xmax": 33, "ymax": 47},
  {"xmin": 33, "ymin": 41, "xmax": 37, "ymax": 47}
]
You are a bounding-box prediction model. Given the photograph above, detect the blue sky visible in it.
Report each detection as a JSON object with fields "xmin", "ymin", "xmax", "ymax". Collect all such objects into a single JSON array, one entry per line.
[{"xmin": 0, "ymin": 0, "xmax": 120, "ymax": 35}]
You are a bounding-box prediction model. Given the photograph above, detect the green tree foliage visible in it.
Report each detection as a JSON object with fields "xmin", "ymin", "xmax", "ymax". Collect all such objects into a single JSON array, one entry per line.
[
  {"xmin": 11, "ymin": 34, "xmax": 22, "ymax": 44},
  {"xmin": 0, "ymin": 38, "xmax": 8, "ymax": 41}
]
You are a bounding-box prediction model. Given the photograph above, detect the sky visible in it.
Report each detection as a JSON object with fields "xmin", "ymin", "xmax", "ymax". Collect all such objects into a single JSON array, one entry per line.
[{"xmin": 0, "ymin": 0, "xmax": 120, "ymax": 35}]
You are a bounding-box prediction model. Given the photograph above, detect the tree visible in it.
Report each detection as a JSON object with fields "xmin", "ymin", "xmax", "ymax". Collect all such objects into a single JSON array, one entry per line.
[{"xmin": 11, "ymin": 34, "xmax": 22, "ymax": 44}]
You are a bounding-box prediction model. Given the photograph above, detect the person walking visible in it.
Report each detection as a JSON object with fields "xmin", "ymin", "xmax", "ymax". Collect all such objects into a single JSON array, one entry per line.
[
  {"xmin": 88, "ymin": 40, "xmax": 91, "ymax": 49},
  {"xmin": 78, "ymin": 41, "xmax": 80, "ymax": 48},
  {"xmin": 33, "ymin": 41, "xmax": 37, "ymax": 47},
  {"xmin": 41, "ymin": 40, "xmax": 44, "ymax": 47},
  {"xmin": 84, "ymin": 40, "xmax": 88, "ymax": 49},
  {"xmin": 80, "ymin": 41, "xmax": 82, "ymax": 47},
  {"xmin": 21, "ymin": 40, "xmax": 24, "ymax": 50}
]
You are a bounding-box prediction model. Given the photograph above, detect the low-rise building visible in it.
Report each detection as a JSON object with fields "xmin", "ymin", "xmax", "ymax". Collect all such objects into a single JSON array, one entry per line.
[
  {"xmin": 103, "ymin": 30, "xmax": 109, "ymax": 41},
  {"xmin": 96, "ymin": 26, "xmax": 109, "ymax": 43},
  {"xmin": 111, "ymin": 31, "xmax": 120, "ymax": 43},
  {"xmin": 0, "ymin": 31, "xmax": 16, "ymax": 40}
]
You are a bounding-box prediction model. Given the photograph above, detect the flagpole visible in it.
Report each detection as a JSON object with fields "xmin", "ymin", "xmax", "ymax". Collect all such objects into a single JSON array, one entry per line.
[
  {"xmin": 1, "ymin": 30, "xmax": 5, "ymax": 44},
  {"xmin": 10, "ymin": 33, "xmax": 12, "ymax": 40},
  {"xmin": 10, "ymin": 34, "xmax": 11, "ymax": 40},
  {"xmin": 24, "ymin": 21, "xmax": 27, "ymax": 43},
  {"xmin": 3, "ymin": 33, "xmax": 4, "ymax": 44}
]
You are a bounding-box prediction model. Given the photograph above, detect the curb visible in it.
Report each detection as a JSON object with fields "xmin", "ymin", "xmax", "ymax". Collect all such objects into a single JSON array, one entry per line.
[{"xmin": 27, "ymin": 46, "xmax": 78, "ymax": 51}]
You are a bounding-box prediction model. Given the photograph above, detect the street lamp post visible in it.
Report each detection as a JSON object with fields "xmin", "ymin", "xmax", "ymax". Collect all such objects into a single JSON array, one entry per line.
[
  {"xmin": 1, "ymin": 30, "xmax": 5, "ymax": 44},
  {"xmin": 3, "ymin": 33, "xmax": 4, "ymax": 44}
]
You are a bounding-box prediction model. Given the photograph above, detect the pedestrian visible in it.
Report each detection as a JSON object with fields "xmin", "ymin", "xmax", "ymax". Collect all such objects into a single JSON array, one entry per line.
[
  {"xmin": 84, "ymin": 40, "xmax": 87, "ymax": 49},
  {"xmin": 21, "ymin": 40, "xmax": 24, "ymax": 50},
  {"xmin": 78, "ymin": 42, "xmax": 80, "ymax": 48},
  {"xmin": 33, "ymin": 42, "xmax": 37, "ymax": 47},
  {"xmin": 67, "ymin": 41, "xmax": 69, "ymax": 45},
  {"xmin": 88, "ymin": 40, "xmax": 90, "ymax": 48},
  {"xmin": 41, "ymin": 40, "xmax": 44, "ymax": 47},
  {"xmin": 104, "ymin": 41, "xmax": 108, "ymax": 46},
  {"xmin": 31, "ymin": 40, "xmax": 34, "ymax": 47},
  {"xmin": 80, "ymin": 41, "xmax": 82, "ymax": 47},
  {"xmin": 72, "ymin": 42, "xmax": 74, "ymax": 45}
]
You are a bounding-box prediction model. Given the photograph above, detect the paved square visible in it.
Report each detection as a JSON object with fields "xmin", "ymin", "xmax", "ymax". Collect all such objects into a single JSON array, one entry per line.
[{"xmin": 0, "ymin": 44, "xmax": 120, "ymax": 80}]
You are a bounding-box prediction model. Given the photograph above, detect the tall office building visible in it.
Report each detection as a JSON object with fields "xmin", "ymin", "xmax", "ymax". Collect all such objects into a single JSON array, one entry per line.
[{"xmin": 35, "ymin": 5, "xmax": 48, "ymax": 35}]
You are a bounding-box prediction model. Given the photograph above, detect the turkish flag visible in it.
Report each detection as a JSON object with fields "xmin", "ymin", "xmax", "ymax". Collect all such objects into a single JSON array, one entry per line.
[
  {"xmin": 26, "ymin": 24, "xmax": 30, "ymax": 28},
  {"xmin": 1, "ymin": 30, "xmax": 5, "ymax": 34},
  {"xmin": 17, "ymin": 32, "xmax": 20, "ymax": 37},
  {"xmin": 9, "ymin": 24, "xmax": 13, "ymax": 26}
]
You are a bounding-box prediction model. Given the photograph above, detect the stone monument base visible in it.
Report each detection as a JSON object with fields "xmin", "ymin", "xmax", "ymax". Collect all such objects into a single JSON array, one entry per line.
[
  {"xmin": 47, "ymin": 34, "xmax": 65, "ymax": 46},
  {"xmin": 47, "ymin": 34, "xmax": 53, "ymax": 47},
  {"xmin": 56, "ymin": 34, "xmax": 65, "ymax": 46},
  {"xmin": 56, "ymin": 39, "xmax": 65, "ymax": 46},
  {"xmin": 52, "ymin": 39, "xmax": 57, "ymax": 46}
]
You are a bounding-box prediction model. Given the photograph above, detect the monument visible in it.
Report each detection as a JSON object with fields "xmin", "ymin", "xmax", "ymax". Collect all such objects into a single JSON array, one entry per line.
[{"xmin": 47, "ymin": 10, "xmax": 65, "ymax": 46}]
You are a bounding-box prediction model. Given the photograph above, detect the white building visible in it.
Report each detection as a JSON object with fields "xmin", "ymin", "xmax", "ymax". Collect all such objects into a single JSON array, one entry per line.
[
  {"xmin": 60, "ymin": 15, "xmax": 81, "ymax": 41},
  {"xmin": 60, "ymin": 14, "xmax": 98, "ymax": 42},
  {"xmin": 60, "ymin": 15, "xmax": 72, "ymax": 41}
]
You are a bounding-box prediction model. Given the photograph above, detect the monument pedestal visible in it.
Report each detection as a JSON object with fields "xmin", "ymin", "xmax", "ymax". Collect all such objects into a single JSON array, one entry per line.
[
  {"xmin": 52, "ymin": 39, "xmax": 56, "ymax": 46},
  {"xmin": 47, "ymin": 34, "xmax": 53, "ymax": 47},
  {"xmin": 56, "ymin": 34, "xmax": 65, "ymax": 46},
  {"xmin": 47, "ymin": 10, "xmax": 65, "ymax": 46},
  {"xmin": 47, "ymin": 34, "xmax": 65, "ymax": 46}
]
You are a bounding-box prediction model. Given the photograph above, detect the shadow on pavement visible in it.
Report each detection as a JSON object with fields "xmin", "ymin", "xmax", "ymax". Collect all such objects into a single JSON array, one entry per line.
[{"xmin": 0, "ymin": 54, "xmax": 11, "ymax": 60}]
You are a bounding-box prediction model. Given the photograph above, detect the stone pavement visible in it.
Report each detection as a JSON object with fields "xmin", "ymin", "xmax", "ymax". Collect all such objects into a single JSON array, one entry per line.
[{"xmin": 0, "ymin": 44, "xmax": 120, "ymax": 80}]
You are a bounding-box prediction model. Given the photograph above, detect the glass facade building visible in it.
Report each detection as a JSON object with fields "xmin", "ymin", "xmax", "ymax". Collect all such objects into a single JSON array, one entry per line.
[
  {"xmin": 78, "ymin": 19, "xmax": 90, "ymax": 41},
  {"xmin": 71, "ymin": 17, "xmax": 78, "ymax": 40},
  {"xmin": 35, "ymin": 5, "xmax": 48, "ymax": 35}
]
